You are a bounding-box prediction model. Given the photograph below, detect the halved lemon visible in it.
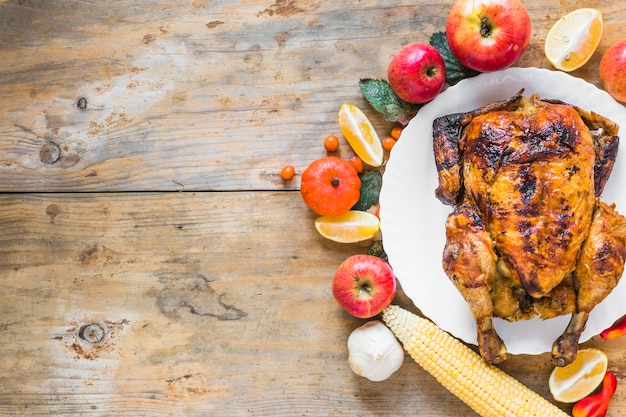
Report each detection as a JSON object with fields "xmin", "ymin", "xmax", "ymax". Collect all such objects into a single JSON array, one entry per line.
[
  {"xmin": 338, "ymin": 104, "xmax": 384, "ymax": 167},
  {"xmin": 314, "ymin": 210, "xmax": 380, "ymax": 243},
  {"xmin": 545, "ymin": 8, "xmax": 603, "ymax": 72},
  {"xmin": 549, "ymin": 348, "xmax": 608, "ymax": 403}
]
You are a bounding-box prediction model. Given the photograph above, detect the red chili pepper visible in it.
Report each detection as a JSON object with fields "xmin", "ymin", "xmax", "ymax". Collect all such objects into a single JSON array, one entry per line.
[
  {"xmin": 572, "ymin": 372, "xmax": 618, "ymax": 417},
  {"xmin": 600, "ymin": 315, "xmax": 626, "ymax": 340}
]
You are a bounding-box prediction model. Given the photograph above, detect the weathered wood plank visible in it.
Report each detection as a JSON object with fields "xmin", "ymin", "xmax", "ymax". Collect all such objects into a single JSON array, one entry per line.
[
  {"xmin": 1, "ymin": 0, "xmax": 625, "ymax": 192},
  {"xmin": 3, "ymin": 1, "xmax": 626, "ymax": 416},
  {"xmin": 0, "ymin": 192, "xmax": 624, "ymax": 416}
]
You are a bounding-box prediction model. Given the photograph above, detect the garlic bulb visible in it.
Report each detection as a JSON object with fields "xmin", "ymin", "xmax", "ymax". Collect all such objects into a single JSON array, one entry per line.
[{"xmin": 347, "ymin": 320, "xmax": 404, "ymax": 381}]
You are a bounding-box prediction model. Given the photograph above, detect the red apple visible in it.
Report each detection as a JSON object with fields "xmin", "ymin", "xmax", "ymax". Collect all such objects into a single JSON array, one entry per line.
[
  {"xmin": 446, "ymin": 0, "xmax": 531, "ymax": 72},
  {"xmin": 388, "ymin": 42, "xmax": 446, "ymax": 104},
  {"xmin": 332, "ymin": 254, "xmax": 396, "ymax": 318},
  {"xmin": 600, "ymin": 40, "xmax": 626, "ymax": 103}
]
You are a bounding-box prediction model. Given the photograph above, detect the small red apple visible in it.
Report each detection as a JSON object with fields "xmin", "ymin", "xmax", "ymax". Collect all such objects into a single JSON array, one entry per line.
[
  {"xmin": 332, "ymin": 254, "xmax": 396, "ymax": 319},
  {"xmin": 388, "ymin": 42, "xmax": 446, "ymax": 104},
  {"xmin": 446, "ymin": 0, "xmax": 531, "ymax": 72},
  {"xmin": 600, "ymin": 40, "xmax": 626, "ymax": 104}
]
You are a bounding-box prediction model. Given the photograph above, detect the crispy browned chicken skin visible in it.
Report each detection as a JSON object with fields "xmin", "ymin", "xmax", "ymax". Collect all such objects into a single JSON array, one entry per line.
[{"xmin": 433, "ymin": 91, "xmax": 626, "ymax": 366}]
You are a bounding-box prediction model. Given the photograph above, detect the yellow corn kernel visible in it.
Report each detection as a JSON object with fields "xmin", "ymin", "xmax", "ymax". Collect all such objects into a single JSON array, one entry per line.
[{"xmin": 382, "ymin": 305, "xmax": 569, "ymax": 417}]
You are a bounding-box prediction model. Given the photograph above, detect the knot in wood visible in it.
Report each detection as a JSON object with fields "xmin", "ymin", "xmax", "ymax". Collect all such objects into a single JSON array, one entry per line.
[
  {"xmin": 79, "ymin": 323, "xmax": 106, "ymax": 344},
  {"xmin": 39, "ymin": 142, "xmax": 61, "ymax": 164},
  {"xmin": 76, "ymin": 97, "xmax": 88, "ymax": 110}
]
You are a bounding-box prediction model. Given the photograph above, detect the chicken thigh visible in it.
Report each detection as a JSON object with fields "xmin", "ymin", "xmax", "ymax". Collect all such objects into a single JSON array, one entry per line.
[{"xmin": 433, "ymin": 91, "xmax": 626, "ymax": 366}]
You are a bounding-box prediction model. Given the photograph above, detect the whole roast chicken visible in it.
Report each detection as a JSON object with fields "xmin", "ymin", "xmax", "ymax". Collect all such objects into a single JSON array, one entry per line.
[{"xmin": 433, "ymin": 90, "xmax": 626, "ymax": 366}]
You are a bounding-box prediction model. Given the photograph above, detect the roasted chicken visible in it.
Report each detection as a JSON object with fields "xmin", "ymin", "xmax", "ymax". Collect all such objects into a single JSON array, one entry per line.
[{"xmin": 433, "ymin": 90, "xmax": 626, "ymax": 366}]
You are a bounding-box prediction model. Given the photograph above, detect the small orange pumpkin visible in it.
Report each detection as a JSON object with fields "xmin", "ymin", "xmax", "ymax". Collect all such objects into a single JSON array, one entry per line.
[{"xmin": 300, "ymin": 156, "xmax": 361, "ymax": 216}]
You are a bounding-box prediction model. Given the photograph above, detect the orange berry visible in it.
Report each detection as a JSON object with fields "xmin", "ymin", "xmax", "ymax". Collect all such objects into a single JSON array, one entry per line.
[
  {"xmin": 382, "ymin": 136, "xmax": 397, "ymax": 152},
  {"xmin": 280, "ymin": 164, "xmax": 295, "ymax": 181},
  {"xmin": 324, "ymin": 134, "xmax": 340, "ymax": 152},
  {"xmin": 390, "ymin": 126, "xmax": 403, "ymax": 140},
  {"xmin": 348, "ymin": 156, "xmax": 364, "ymax": 174}
]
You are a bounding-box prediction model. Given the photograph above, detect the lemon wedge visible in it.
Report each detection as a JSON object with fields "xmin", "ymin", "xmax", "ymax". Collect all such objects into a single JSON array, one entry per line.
[
  {"xmin": 314, "ymin": 210, "xmax": 380, "ymax": 243},
  {"xmin": 338, "ymin": 104, "xmax": 384, "ymax": 167},
  {"xmin": 545, "ymin": 8, "xmax": 603, "ymax": 72},
  {"xmin": 549, "ymin": 348, "xmax": 608, "ymax": 403}
]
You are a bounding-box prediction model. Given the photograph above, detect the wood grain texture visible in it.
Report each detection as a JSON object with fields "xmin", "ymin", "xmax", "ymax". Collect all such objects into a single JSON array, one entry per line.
[
  {"xmin": 0, "ymin": 192, "xmax": 625, "ymax": 416},
  {"xmin": 3, "ymin": 0, "xmax": 626, "ymax": 416},
  {"xmin": 1, "ymin": 0, "xmax": 625, "ymax": 191},
  {"xmin": 0, "ymin": 193, "xmax": 584, "ymax": 416}
]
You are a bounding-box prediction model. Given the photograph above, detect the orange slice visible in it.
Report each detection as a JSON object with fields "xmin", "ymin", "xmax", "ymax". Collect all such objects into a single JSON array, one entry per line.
[
  {"xmin": 545, "ymin": 8, "xmax": 603, "ymax": 72},
  {"xmin": 549, "ymin": 348, "xmax": 608, "ymax": 403},
  {"xmin": 314, "ymin": 210, "xmax": 380, "ymax": 243},
  {"xmin": 338, "ymin": 104, "xmax": 384, "ymax": 167}
]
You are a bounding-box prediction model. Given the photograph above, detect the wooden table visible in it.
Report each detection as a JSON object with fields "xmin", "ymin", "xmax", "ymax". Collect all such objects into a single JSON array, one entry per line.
[{"xmin": 2, "ymin": 1, "xmax": 626, "ymax": 415}]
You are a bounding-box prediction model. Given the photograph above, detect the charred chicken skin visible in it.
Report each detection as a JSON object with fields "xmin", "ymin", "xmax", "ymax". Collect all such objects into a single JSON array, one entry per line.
[{"xmin": 433, "ymin": 91, "xmax": 626, "ymax": 366}]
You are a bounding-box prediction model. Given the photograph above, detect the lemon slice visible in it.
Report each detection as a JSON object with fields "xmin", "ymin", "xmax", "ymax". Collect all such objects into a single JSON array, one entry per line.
[
  {"xmin": 338, "ymin": 104, "xmax": 384, "ymax": 167},
  {"xmin": 545, "ymin": 8, "xmax": 603, "ymax": 72},
  {"xmin": 549, "ymin": 348, "xmax": 608, "ymax": 403},
  {"xmin": 315, "ymin": 210, "xmax": 380, "ymax": 243}
]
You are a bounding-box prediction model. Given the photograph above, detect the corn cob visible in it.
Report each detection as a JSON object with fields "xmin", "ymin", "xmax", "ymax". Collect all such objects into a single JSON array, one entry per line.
[{"xmin": 382, "ymin": 305, "xmax": 569, "ymax": 417}]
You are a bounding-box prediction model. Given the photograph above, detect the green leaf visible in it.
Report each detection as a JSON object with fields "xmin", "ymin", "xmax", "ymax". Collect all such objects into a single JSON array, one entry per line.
[
  {"xmin": 359, "ymin": 78, "xmax": 421, "ymax": 125},
  {"xmin": 352, "ymin": 170, "xmax": 382, "ymax": 211},
  {"xmin": 429, "ymin": 31, "xmax": 480, "ymax": 86},
  {"xmin": 367, "ymin": 240, "xmax": 388, "ymax": 262}
]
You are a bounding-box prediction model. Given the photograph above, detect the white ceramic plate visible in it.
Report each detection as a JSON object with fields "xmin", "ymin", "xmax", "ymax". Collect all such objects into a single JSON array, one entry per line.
[{"xmin": 380, "ymin": 67, "xmax": 626, "ymax": 355}]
